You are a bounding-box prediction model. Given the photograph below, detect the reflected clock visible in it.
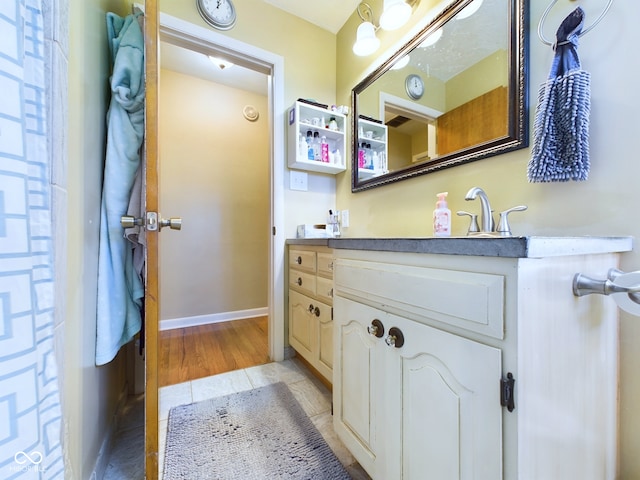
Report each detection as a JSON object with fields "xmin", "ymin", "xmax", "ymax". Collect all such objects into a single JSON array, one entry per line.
[
  {"xmin": 197, "ymin": 0, "xmax": 237, "ymax": 30},
  {"xmin": 405, "ymin": 74, "xmax": 424, "ymax": 100}
]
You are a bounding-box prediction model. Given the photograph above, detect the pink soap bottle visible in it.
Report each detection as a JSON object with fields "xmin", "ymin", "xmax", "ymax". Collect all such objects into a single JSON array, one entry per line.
[{"xmin": 433, "ymin": 192, "xmax": 451, "ymax": 237}]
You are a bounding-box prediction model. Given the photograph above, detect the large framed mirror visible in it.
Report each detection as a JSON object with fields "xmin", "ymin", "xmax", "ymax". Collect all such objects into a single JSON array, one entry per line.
[{"xmin": 352, "ymin": 0, "xmax": 528, "ymax": 192}]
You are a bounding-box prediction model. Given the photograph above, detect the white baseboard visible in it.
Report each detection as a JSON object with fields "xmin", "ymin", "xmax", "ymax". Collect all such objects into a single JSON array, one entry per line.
[{"xmin": 160, "ymin": 307, "xmax": 269, "ymax": 331}]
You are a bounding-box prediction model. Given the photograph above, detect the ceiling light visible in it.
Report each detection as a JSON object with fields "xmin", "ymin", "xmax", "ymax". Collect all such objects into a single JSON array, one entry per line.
[
  {"xmin": 456, "ymin": 0, "xmax": 483, "ymax": 19},
  {"xmin": 379, "ymin": 0, "xmax": 412, "ymax": 31},
  {"xmin": 419, "ymin": 28, "xmax": 443, "ymax": 48},
  {"xmin": 208, "ymin": 56, "xmax": 234, "ymax": 70},
  {"xmin": 353, "ymin": 1, "xmax": 417, "ymax": 56}
]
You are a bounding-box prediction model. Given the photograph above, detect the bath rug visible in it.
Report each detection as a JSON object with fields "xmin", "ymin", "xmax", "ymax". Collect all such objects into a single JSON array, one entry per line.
[{"xmin": 163, "ymin": 382, "xmax": 351, "ymax": 479}]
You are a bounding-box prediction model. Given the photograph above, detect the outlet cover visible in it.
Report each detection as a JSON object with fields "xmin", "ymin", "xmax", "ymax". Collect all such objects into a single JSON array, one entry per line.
[{"xmin": 290, "ymin": 171, "xmax": 308, "ymax": 191}]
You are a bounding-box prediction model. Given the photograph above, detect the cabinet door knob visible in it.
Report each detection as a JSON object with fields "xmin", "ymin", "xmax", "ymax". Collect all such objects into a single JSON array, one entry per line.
[
  {"xmin": 367, "ymin": 319, "xmax": 385, "ymax": 338},
  {"xmin": 385, "ymin": 327, "xmax": 404, "ymax": 348},
  {"xmin": 308, "ymin": 304, "xmax": 314, "ymax": 313},
  {"xmin": 297, "ymin": 277, "xmax": 303, "ymax": 286},
  {"xmin": 314, "ymin": 306, "xmax": 320, "ymax": 317},
  {"xmin": 297, "ymin": 256, "xmax": 302, "ymax": 265}
]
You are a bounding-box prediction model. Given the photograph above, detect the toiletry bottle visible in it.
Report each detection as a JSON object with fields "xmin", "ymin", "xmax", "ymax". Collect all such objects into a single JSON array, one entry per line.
[
  {"xmin": 313, "ymin": 132, "xmax": 321, "ymax": 161},
  {"xmin": 299, "ymin": 134, "xmax": 308, "ymax": 162},
  {"xmin": 329, "ymin": 117, "xmax": 338, "ymax": 131},
  {"xmin": 358, "ymin": 143, "xmax": 366, "ymax": 168},
  {"xmin": 433, "ymin": 192, "xmax": 451, "ymax": 237},
  {"xmin": 306, "ymin": 131, "xmax": 314, "ymax": 160},
  {"xmin": 320, "ymin": 135, "xmax": 329, "ymax": 162}
]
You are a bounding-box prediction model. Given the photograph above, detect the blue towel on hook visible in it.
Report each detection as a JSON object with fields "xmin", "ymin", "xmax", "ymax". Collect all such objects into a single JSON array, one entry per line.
[
  {"xmin": 96, "ymin": 12, "xmax": 145, "ymax": 365},
  {"xmin": 528, "ymin": 7, "xmax": 591, "ymax": 182}
]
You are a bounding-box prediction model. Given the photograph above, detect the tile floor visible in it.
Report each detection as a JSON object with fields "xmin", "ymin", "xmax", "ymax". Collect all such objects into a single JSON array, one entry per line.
[{"xmin": 103, "ymin": 357, "xmax": 370, "ymax": 480}]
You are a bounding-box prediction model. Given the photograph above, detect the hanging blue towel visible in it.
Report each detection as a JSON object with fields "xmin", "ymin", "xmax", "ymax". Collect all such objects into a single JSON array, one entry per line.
[
  {"xmin": 528, "ymin": 7, "xmax": 590, "ymax": 182},
  {"xmin": 96, "ymin": 12, "xmax": 145, "ymax": 365}
]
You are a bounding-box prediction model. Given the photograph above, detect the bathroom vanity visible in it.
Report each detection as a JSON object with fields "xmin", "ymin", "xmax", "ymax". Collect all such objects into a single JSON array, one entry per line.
[{"xmin": 325, "ymin": 236, "xmax": 631, "ymax": 480}]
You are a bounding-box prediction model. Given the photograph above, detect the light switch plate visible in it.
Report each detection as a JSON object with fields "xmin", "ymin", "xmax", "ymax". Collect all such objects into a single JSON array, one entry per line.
[
  {"xmin": 290, "ymin": 170, "xmax": 308, "ymax": 191},
  {"xmin": 341, "ymin": 209, "xmax": 349, "ymax": 228}
]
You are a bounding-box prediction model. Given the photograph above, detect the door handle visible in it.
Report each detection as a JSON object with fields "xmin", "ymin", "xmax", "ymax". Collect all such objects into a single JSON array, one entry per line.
[
  {"xmin": 120, "ymin": 215, "xmax": 144, "ymax": 228},
  {"xmin": 159, "ymin": 217, "xmax": 182, "ymax": 231},
  {"xmin": 120, "ymin": 213, "xmax": 182, "ymax": 231}
]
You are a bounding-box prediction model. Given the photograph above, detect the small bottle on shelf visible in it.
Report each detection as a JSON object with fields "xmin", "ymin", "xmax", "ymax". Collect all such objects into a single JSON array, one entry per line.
[
  {"xmin": 320, "ymin": 136, "xmax": 329, "ymax": 163},
  {"xmin": 313, "ymin": 132, "xmax": 321, "ymax": 161},
  {"xmin": 306, "ymin": 131, "xmax": 314, "ymax": 160}
]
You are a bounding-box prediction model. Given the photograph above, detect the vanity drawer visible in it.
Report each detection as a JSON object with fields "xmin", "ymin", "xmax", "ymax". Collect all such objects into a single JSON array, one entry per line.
[
  {"xmin": 317, "ymin": 252, "xmax": 334, "ymax": 277},
  {"xmin": 316, "ymin": 276, "xmax": 334, "ymax": 304},
  {"xmin": 334, "ymin": 259, "xmax": 504, "ymax": 340},
  {"xmin": 290, "ymin": 249, "xmax": 317, "ymax": 273},
  {"xmin": 289, "ymin": 268, "xmax": 317, "ymax": 297}
]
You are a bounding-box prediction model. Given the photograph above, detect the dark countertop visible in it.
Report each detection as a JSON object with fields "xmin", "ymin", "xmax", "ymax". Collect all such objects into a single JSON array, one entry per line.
[{"xmin": 286, "ymin": 236, "xmax": 633, "ymax": 258}]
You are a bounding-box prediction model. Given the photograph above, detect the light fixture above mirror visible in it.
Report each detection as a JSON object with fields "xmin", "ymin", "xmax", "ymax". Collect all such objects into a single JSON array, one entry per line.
[{"xmin": 352, "ymin": 0, "xmax": 420, "ymax": 57}]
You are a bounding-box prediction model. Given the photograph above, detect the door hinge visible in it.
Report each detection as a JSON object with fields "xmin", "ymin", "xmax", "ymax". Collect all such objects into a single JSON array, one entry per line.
[
  {"xmin": 500, "ymin": 372, "xmax": 515, "ymax": 412},
  {"xmin": 272, "ymin": 226, "xmax": 276, "ymax": 236}
]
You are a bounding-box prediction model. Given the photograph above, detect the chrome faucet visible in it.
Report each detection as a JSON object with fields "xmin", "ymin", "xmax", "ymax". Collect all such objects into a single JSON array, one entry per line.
[{"xmin": 465, "ymin": 187, "xmax": 494, "ymax": 233}]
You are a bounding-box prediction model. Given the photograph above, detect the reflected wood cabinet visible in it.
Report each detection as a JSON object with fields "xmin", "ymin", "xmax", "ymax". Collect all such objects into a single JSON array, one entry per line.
[
  {"xmin": 287, "ymin": 245, "xmax": 334, "ymax": 382},
  {"xmin": 333, "ymin": 249, "xmax": 619, "ymax": 479},
  {"xmin": 437, "ymin": 86, "xmax": 508, "ymax": 155}
]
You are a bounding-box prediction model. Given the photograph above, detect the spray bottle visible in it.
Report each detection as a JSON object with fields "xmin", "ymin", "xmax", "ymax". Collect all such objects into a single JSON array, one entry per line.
[{"xmin": 433, "ymin": 192, "xmax": 451, "ymax": 237}]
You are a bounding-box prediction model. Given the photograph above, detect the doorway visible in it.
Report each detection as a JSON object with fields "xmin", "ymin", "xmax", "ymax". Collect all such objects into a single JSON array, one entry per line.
[
  {"xmin": 155, "ymin": 12, "xmax": 286, "ymax": 373},
  {"xmin": 157, "ymin": 39, "xmax": 271, "ymax": 386}
]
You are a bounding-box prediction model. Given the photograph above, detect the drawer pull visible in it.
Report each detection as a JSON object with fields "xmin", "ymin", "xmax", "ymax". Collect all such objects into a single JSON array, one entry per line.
[
  {"xmin": 297, "ymin": 277, "xmax": 303, "ymax": 286},
  {"xmin": 297, "ymin": 256, "xmax": 302, "ymax": 265},
  {"xmin": 368, "ymin": 319, "xmax": 385, "ymax": 338},
  {"xmin": 385, "ymin": 327, "xmax": 405, "ymax": 348}
]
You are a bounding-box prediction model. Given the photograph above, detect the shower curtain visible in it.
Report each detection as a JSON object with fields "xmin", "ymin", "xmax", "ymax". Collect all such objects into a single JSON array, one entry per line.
[{"xmin": 0, "ymin": 0, "xmax": 64, "ymax": 478}]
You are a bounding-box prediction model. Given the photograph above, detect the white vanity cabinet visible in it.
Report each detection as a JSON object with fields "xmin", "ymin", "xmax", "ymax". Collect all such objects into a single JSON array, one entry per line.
[
  {"xmin": 332, "ymin": 245, "xmax": 624, "ymax": 480},
  {"xmin": 288, "ymin": 245, "xmax": 334, "ymax": 382},
  {"xmin": 287, "ymin": 101, "xmax": 346, "ymax": 174}
]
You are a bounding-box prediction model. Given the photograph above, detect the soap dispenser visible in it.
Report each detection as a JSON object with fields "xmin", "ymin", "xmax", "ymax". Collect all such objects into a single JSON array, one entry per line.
[{"xmin": 433, "ymin": 192, "xmax": 451, "ymax": 237}]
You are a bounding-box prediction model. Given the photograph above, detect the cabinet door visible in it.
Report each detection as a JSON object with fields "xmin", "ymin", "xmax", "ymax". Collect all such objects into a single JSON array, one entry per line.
[
  {"xmin": 384, "ymin": 312, "xmax": 503, "ymax": 480},
  {"xmin": 333, "ymin": 296, "xmax": 386, "ymax": 478},
  {"xmin": 288, "ymin": 290, "xmax": 317, "ymax": 360}
]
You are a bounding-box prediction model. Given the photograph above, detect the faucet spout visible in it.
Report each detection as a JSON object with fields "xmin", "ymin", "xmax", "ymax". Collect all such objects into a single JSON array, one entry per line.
[{"xmin": 465, "ymin": 187, "xmax": 494, "ymax": 233}]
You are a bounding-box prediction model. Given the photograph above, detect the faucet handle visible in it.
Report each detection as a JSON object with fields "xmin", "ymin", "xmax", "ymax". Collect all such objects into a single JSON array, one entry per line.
[
  {"xmin": 456, "ymin": 211, "xmax": 480, "ymax": 235},
  {"xmin": 496, "ymin": 205, "xmax": 527, "ymax": 236}
]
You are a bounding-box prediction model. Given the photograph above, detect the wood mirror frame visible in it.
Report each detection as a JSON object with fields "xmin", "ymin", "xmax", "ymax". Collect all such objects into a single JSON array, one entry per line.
[{"xmin": 351, "ymin": 0, "xmax": 529, "ymax": 192}]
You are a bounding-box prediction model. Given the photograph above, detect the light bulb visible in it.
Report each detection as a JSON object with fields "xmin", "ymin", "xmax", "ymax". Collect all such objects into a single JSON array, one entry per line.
[
  {"xmin": 353, "ymin": 22, "xmax": 380, "ymax": 56},
  {"xmin": 380, "ymin": 0, "xmax": 412, "ymax": 31}
]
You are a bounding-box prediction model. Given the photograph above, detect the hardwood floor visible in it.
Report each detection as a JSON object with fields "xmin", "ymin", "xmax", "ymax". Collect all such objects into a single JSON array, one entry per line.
[{"xmin": 158, "ymin": 316, "xmax": 269, "ymax": 387}]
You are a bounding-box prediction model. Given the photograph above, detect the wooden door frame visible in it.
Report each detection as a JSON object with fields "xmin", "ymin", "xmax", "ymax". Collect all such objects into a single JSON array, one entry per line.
[{"xmin": 142, "ymin": 4, "xmax": 286, "ymax": 478}]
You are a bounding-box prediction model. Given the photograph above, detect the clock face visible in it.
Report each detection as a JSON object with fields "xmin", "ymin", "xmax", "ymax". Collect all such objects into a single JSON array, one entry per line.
[
  {"xmin": 405, "ymin": 74, "xmax": 424, "ymax": 100},
  {"xmin": 197, "ymin": 0, "xmax": 237, "ymax": 30}
]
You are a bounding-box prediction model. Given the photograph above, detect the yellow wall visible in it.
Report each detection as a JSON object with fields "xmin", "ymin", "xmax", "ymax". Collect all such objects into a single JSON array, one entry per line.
[
  {"xmin": 159, "ymin": 68, "xmax": 269, "ymax": 320},
  {"xmin": 66, "ymin": 0, "xmax": 130, "ymax": 478},
  {"xmin": 336, "ymin": 1, "xmax": 640, "ymax": 476},
  {"xmin": 446, "ymin": 49, "xmax": 507, "ymax": 109}
]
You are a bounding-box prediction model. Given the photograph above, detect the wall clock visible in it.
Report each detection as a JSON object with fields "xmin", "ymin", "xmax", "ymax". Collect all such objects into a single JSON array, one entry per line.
[
  {"xmin": 405, "ymin": 74, "xmax": 424, "ymax": 100},
  {"xmin": 196, "ymin": 0, "xmax": 237, "ymax": 31}
]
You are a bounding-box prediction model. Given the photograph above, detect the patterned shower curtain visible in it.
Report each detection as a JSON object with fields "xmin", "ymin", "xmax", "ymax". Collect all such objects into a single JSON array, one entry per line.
[{"xmin": 0, "ymin": 0, "xmax": 64, "ymax": 478}]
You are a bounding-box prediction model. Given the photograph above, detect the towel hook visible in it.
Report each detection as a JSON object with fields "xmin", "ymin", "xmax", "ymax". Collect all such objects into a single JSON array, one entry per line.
[{"xmin": 538, "ymin": 0, "xmax": 614, "ymax": 47}]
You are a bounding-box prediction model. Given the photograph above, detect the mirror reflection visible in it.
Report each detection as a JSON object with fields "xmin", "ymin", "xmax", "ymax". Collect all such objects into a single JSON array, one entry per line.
[{"xmin": 352, "ymin": 0, "xmax": 528, "ymax": 191}]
